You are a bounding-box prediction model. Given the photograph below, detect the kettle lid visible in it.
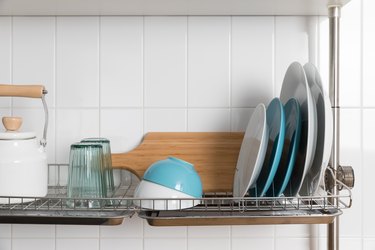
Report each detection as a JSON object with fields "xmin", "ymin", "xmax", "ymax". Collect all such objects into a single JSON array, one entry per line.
[{"xmin": 0, "ymin": 117, "xmax": 36, "ymax": 140}]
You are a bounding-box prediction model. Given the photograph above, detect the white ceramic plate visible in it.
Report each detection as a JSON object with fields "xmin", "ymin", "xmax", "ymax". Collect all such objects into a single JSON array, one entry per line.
[
  {"xmin": 134, "ymin": 180, "xmax": 200, "ymax": 210},
  {"xmin": 233, "ymin": 103, "xmax": 269, "ymax": 197},
  {"xmin": 280, "ymin": 62, "xmax": 318, "ymax": 197},
  {"xmin": 299, "ymin": 63, "xmax": 333, "ymax": 196}
]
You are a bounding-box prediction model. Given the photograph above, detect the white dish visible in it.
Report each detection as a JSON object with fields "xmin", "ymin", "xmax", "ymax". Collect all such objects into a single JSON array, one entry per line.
[
  {"xmin": 134, "ymin": 180, "xmax": 200, "ymax": 210},
  {"xmin": 299, "ymin": 63, "xmax": 333, "ymax": 196},
  {"xmin": 233, "ymin": 103, "xmax": 268, "ymax": 197},
  {"xmin": 280, "ymin": 62, "xmax": 318, "ymax": 197}
]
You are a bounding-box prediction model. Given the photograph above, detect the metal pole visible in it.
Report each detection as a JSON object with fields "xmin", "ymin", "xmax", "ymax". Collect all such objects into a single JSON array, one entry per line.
[{"xmin": 328, "ymin": 5, "xmax": 341, "ymax": 250}]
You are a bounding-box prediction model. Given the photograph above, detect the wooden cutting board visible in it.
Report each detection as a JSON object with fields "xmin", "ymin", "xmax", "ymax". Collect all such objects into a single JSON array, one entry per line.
[{"xmin": 112, "ymin": 132, "xmax": 244, "ymax": 192}]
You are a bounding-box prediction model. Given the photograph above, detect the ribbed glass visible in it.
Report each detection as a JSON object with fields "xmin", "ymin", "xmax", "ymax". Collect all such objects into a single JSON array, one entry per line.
[
  {"xmin": 80, "ymin": 138, "xmax": 115, "ymax": 198},
  {"xmin": 67, "ymin": 143, "xmax": 106, "ymax": 208}
]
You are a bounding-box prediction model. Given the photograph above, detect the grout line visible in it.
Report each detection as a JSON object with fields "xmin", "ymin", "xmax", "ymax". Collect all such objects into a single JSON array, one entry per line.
[
  {"xmin": 142, "ymin": 16, "xmax": 146, "ymax": 136},
  {"xmin": 186, "ymin": 16, "xmax": 189, "ymax": 132},
  {"xmin": 98, "ymin": 16, "xmax": 101, "ymax": 137},
  {"xmin": 229, "ymin": 16, "xmax": 233, "ymax": 133},
  {"xmin": 10, "ymin": 16, "xmax": 13, "ymax": 116},
  {"xmin": 360, "ymin": 0, "xmax": 364, "ymax": 247},
  {"xmin": 54, "ymin": 16, "xmax": 58, "ymax": 164}
]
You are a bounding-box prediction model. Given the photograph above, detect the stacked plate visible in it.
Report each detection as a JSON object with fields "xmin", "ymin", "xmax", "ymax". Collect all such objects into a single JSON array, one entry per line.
[{"xmin": 233, "ymin": 62, "xmax": 333, "ymax": 198}]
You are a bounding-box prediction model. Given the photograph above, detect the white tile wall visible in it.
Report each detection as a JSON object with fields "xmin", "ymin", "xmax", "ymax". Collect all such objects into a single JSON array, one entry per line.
[
  {"xmin": 0, "ymin": 1, "xmax": 369, "ymax": 248},
  {"xmin": 56, "ymin": 239, "xmax": 99, "ymax": 250},
  {"xmin": 12, "ymin": 239, "xmax": 55, "ymax": 250},
  {"xmin": 56, "ymin": 17, "xmax": 99, "ymax": 108},
  {"xmin": 363, "ymin": 0, "xmax": 375, "ymax": 106},
  {"xmin": 100, "ymin": 238, "xmax": 143, "ymax": 250},
  {"xmin": 12, "ymin": 17, "xmax": 55, "ymax": 108},
  {"xmin": 100, "ymin": 17, "xmax": 143, "ymax": 108},
  {"xmin": 144, "ymin": 109, "xmax": 186, "ymax": 132},
  {"xmin": 0, "ymin": 238, "xmax": 11, "ymax": 250},
  {"xmin": 144, "ymin": 238, "xmax": 187, "ymax": 250},
  {"xmin": 187, "ymin": 16, "xmax": 230, "ymax": 108},
  {"xmin": 0, "ymin": 17, "xmax": 11, "ymax": 108},
  {"xmin": 144, "ymin": 16, "xmax": 187, "ymax": 108},
  {"xmin": 188, "ymin": 238, "xmax": 230, "ymax": 250},
  {"xmin": 231, "ymin": 16, "xmax": 274, "ymax": 107}
]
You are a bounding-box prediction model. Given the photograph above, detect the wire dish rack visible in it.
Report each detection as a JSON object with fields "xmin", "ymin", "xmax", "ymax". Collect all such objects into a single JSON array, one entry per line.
[{"xmin": 0, "ymin": 164, "xmax": 352, "ymax": 226}]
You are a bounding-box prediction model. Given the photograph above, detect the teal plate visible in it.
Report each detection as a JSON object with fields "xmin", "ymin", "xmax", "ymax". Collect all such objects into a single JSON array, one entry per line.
[
  {"xmin": 266, "ymin": 98, "xmax": 301, "ymax": 197},
  {"xmin": 250, "ymin": 97, "xmax": 285, "ymax": 197}
]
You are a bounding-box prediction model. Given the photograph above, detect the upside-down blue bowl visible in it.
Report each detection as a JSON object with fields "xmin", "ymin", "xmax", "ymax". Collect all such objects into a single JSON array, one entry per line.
[{"xmin": 142, "ymin": 156, "xmax": 203, "ymax": 198}]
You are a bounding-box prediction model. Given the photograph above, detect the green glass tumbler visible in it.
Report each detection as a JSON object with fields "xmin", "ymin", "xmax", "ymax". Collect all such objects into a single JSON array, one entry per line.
[
  {"xmin": 80, "ymin": 138, "xmax": 115, "ymax": 198},
  {"xmin": 67, "ymin": 143, "xmax": 106, "ymax": 208}
]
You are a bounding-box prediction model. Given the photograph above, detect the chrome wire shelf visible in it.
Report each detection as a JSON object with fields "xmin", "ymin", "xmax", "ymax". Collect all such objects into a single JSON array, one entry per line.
[{"xmin": 0, "ymin": 164, "xmax": 352, "ymax": 225}]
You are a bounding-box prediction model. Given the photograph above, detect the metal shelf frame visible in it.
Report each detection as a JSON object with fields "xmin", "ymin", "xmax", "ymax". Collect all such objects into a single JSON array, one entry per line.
[{"xmin": 0, "ymin": 164, "xmax": 352, "ymax": 229}]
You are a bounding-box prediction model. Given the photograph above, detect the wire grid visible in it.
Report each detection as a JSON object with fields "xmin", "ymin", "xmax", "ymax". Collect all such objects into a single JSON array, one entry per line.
[{"xmin": 0, "ymin": 164, "xmax": 351, "ymax": 217}]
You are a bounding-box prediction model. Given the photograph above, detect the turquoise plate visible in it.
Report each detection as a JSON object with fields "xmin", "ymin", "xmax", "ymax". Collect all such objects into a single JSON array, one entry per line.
[
  {"xmin": 250, "ymin": 97, "xmax": 285, "ymax": 197},
  {"xmin": 266, "ymin": 98, "xmax": 301, "ymax": 197}
]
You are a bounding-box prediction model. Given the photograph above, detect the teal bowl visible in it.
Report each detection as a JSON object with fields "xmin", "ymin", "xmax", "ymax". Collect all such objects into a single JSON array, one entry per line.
[{"xmin": 143, "ymin": 157, "xmax": 203, "ymax": 198}]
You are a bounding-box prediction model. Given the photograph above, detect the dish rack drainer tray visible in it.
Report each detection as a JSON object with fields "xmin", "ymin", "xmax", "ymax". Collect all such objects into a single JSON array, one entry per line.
[{"xmin": 0, "ymin": 163, "xmax": 351, "ymax": 225}]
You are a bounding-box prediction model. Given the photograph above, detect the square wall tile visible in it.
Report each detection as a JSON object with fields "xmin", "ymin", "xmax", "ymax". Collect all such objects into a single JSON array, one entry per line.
[
  {"xmin": 145, "ymin": 239, "xmax": 187, "ymax": 250},
  {"xmin": 0, "ymin": 225, "xmax": 11, "ymax": 238},
  {"xmin": 100, "ymin": 215, "xmax": 143, "ymax": 238},
  {"xmin": 56, "ymin": 225, "xmax": 99, "ymax": 238},
  {"xmin": 0, "ymin": 17, "xmax": 11, "ymax": 108},
  {"xmin": 188, "ymin": 16, "xmax": 230, "ymax": 108},
  {"xmin": 145, "ymin": 16, "xmax": 187, "ymax": 108},
  {"xmin": 188, "ymin": 109, "xmax": 230, "ymax": 132},
  {"xmin": 363, "ymin": 109, "xmax": 375, "ymax": 237},
  {"xmin": 275, "ymin": 238, "xmax": 310, "ymax": 250},
  {"xmin": 56, "ymin": 108, "xmax": 99, "ymax": 163},
  {"xmin": 0, "ymin": 239, "xmax": 10, "ymax": 250},
  {"xmin": 231, "ymin": 16, "xmax": 274, "ymax": 108},
  {"xmin": 56, "ymin": 17, "xmax": 99, "ymax": 108},
  {"xmin": 231, "ymin": 108, "xmax": 254, "ymax": 132},
  {"xmin": 12, "ymin": 239, "xmax": 55, "ymax": 250},
  {"xmin": 145, "ymin": 109, "xmax": 186, "ymax": 132},
  {"xmin": 12, "ymin": 16, "xmax": 55, "ymax": 108},
  {"xmin": 144, "ymin": 221, "xmax": 186, "ymax": 238},
  {"xmin": 339, "ymin": 238, "xmax": 362, "ymax": 250},
  {"xmin": 231, "ymin": 225, "xmax": 274, "ymax": 238},
  {"xmin": 188, "ymin": 238, "xmax": 230, "ymax": 250},
  {"xmin": 100, "ymin": 239, "xmax": 142, "ymax": 250},
  {"xmin": 12, "ymin": 224, "xmax": 55, "ymax": 238},
  {"xmin": 56, "ymin": 239, "xmax": 98, "ymax": 250},
  {"xmin": 339, "ymin": 109, "xmax": 362, "ymax": 237},
  {"xmin": 275, "ymin": 225, "xmax": 316, "ymax": 238},
  {"xmin": 318, "ymin": 237, "xmax": 327, "ymax": 250},
  {"xmin": 188, "ymin": 226, "xmax": 230, "ymax": 238},
  {"xmin": 340, "ymin": 0, "xmax": 361, "ymax": 108},
  {"xmin": 364, "ymin": 239, "xmax": 375, "ymax": 250},
  {"xmin": 100, "ymin": 16, "xmax": 143, "ymax": 108},
  {"xmin": 13, "ymin": 108, "xmax": 56, "ymax": 163},
  {"xmin": 363, "ymin": 0, "xmax": 375, "ymax": 107},
  {"xmin": 232, "ymin": 238, "xmax": 273, "ymax": 250},
  {"xmin": 275, "ymin": 16, "xmax": 312, "ymax": 95},
  {"xmin": 100, "ymin": 108, "xmax": 143, "ymax": 153}
]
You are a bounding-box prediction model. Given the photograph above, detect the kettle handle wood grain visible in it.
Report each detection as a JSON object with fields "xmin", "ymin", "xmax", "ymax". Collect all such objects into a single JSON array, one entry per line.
[{"xmin": 0, "ymin": 84, "xmax": 46, "ymax": 98}]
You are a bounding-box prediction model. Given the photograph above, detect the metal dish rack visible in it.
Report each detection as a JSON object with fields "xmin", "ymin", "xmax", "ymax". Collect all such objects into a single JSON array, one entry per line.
[
  {"xmin": 0, "ymin": 2, "xmax": 354, "ymax": 250},
  {"xmin": 0, "ymin": 164, "xmax": 352, "ymax": 226}
]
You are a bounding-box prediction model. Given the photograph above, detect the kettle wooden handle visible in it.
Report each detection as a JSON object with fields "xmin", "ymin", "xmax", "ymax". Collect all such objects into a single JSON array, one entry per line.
[{"xmin": 0, "ymin": 84, "xmax": 46, "ymax": 98}]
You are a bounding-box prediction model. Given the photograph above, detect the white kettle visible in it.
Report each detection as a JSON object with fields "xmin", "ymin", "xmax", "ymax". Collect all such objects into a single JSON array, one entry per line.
[{"xmin": 0, "ymin": 84, "xmax": 48, "ymax": 199}]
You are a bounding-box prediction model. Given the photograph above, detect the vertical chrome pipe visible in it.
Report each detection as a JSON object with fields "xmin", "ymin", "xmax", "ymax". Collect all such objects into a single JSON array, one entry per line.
[{"xmin": 328, "ymin": 5, "xmax": 341, "ymax": 250}]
